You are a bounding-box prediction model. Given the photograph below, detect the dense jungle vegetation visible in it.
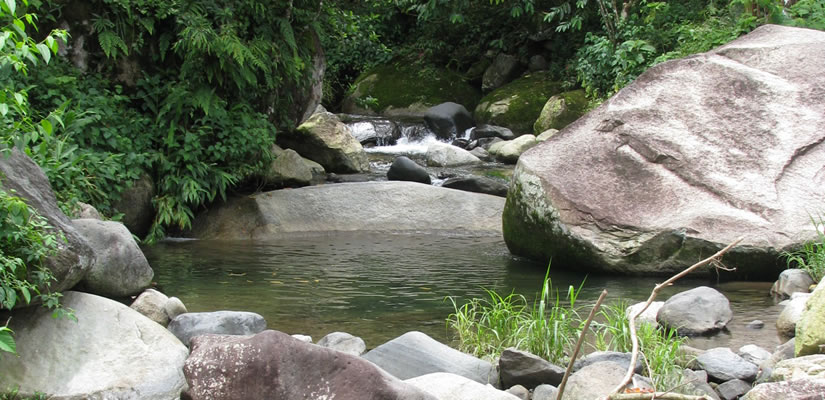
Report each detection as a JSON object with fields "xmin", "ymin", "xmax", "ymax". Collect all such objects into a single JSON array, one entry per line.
[{"xmin": 0, "ymin": 0, "xmax": 823, "ymax": 355}]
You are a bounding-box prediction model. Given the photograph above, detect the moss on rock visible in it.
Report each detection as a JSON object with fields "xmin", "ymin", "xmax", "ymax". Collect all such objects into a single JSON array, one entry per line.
[
  {"xmin": 342, "ymin": 62, "xmax": 481, "ymax": 116},
  {"xmin": 533, "ymin": 89, "xmax": 588, "ymax": 134},
  {"xmin": 474, "ymin": 71, "xmax": 564, "ymax": 136}
]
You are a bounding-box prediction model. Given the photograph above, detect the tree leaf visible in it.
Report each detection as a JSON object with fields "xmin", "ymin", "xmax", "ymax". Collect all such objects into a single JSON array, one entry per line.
[
  {"xmin": 3, "ymin": 0, "xmax": 15, "ymax": 16},
  {"xmin": 36, "ymin": 42, "xmax": 50, "ymax": 64},
  {"xmin": 20, "ymin": 286, "xmax": 30, "ymax": 304},
  {"xmin": 40, "ymin": 118, "xmax": 52, "ymax": 135},
  {"xmin": 0, "ymin": 328, "xmax": 16, "ymax": 355},
  {"xmin": 0, "ymin": 103, "xmax": 8, "ymax": 116}
]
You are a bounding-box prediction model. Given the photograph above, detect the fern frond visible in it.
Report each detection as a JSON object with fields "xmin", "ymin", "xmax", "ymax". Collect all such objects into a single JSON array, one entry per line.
[{"xmin": 98, "ymin": 30, "xmax": 128, "ymax": 59}]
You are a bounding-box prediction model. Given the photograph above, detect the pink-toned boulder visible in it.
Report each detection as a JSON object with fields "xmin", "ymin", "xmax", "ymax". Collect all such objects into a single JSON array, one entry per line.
[{"xmin": 183, "ymin": 330, "xmax": 436, "ymax": 400}]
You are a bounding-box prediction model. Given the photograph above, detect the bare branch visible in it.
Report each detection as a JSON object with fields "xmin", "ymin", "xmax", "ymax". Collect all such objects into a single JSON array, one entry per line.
[
  {"xmin": 607, "ymin": 237, "xmax": 743, "ymax": 398},
  {"xmin": 556, "ymin": 289, "xmax": 609, "ymax": 400}
]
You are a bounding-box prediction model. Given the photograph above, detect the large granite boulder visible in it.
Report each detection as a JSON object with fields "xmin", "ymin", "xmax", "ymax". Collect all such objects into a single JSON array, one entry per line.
[
  {"xmin": 424, "ymin": 102, "xmax": 475, "ymax": 141},
  {"xmin": 277, "ymin": 111, "xmax": 370, "ymax": 173},
  {"xmin": 743, "ymin": 380, "xmax": 825, "ymax": 400},
  {"xmin": 0, "ymin": 148, "xmax": 93, "ymax": 293},
  {"xmin": 183, "ymin": 330, "xmax": 436, "ymax": 400},
  {"xmin": 770, "ymin": 354, "xmax": 825, "ymax": 381},
  {"xmin": 363, "ymin": 331, "xmax": 499, "ymax": 386},
  {"xmin": 343, "ymin": 62, "xmax": 480, "ymax": 117},
  {"xmin": 189, "ymin": 182, "xmax": 505, "ymax": 239},
  {"xmin": 795, "ymin": 281, "xmax": 825, "ymax": 356},
  {"xmin": 657, "ymin": 286, "xmax": 733, "ymax": 336},
  {"xmin": 503, "ymin": 25, "xmax": 825, "ymax": 278},
  {"xmin": 0, "ymin": 291, "xmax": 188, "ymax": 399},
  {"xmin": 533, "ymin": 89, "xmax": 588, "ymax": 134},
  {"xmin": 168, "ymin": 310, "xmax": 267, "ymax": 347},
  {"xmin": 474, "ymin": 71, "xmax": 564, "ymax": 136},
  {"xmin": 406, "ymin": 373, "xmax": 520, "ymax": 400},
  {"xmin": 73, "ymin": 218, "xmax": 154, "ymax": 297}
]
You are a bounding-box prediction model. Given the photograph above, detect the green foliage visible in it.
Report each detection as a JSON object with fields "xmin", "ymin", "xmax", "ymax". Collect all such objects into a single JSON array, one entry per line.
[
  {"xmin": 787, "ymin": 0, "xmax": 825, "ymax": 30},
  {"xmin": 447, "ymin": 267, "xmax": 584, "ymax": 364},
  {"xmin": 447, "ymin": 266, "xmax": 691, "ymax": 391},
  {"xmin": 784, "ymin": 216, "xmax": 825, "ymax": 283},
  {"xmin": 593, "ymin": 301, "xmax": 689, "ymax": 391}
]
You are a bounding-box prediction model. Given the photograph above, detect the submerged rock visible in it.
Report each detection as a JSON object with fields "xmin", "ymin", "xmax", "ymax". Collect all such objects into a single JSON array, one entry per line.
[
  {"xmin": 189, "ymin": 182, "xmax": 505, "ymax": 239},
  {"xmin": 503, "ymin": 25, "xmax": 825, "ymax": 278},
  {"xmin": 0, "ymin": 291, "xmax": 188, "ymax": 399},
  {"xmin": 183, "ymin": 330, "xmax": 436, "ymax": 400}
]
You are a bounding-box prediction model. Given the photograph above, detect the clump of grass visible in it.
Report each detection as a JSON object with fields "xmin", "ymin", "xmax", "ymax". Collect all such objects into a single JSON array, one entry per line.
[
  {"xmin": 592, "ymin": 301, "xmax": 688, "ymax": 391},
  {"xmin": 447, "ymin": 267, "xmax": 690, "ymax": 392},
  {"xmin": 446, "ymin": 268, "xmax": 583, "ymax": 364},
  {"xmin": 784, "ymin": 216, "xmax": 825, "ymax": 282}
]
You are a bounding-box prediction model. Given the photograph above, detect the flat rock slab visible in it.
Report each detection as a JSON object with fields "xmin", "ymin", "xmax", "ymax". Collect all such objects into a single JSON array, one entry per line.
[
  {"xmin": 0, "ymin": 291, "xmax": 188, "ymax": 399},
  {"xmin": 503, "ymin": 25, "xmax": 825, "ymax": 278},
  {"xmin": 190, "ymin": 181, "xmax": 504, "ymax": 239},
  {"xmin": 363, "ymin": 331, "xmax": 499, "ymax": 386},
  {"xmin": 406, "ymin": 372, "xmax": 520, "ymax": 400}
]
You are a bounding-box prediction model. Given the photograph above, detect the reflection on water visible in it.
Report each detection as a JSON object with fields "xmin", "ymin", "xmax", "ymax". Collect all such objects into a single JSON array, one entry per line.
[{"xmin": 143, "ymin": 232, "xmax": 783, "ymax": 351}]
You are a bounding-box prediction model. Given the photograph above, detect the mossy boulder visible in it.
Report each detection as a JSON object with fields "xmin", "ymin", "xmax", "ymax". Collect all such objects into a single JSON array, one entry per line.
[
  {"xmin": 277, "ymin": 112, "xmax": 369, "ymax": 174},
  {"xmin": 533, "ymin": 89, "xmax": 588, "ymax": 134},
  {"xmin": 342, "ymin": 62, "xmax": 480, "ymax": 117},
  {"xmin": 795, "ymin": 281, "xmax": 825, "ymax": 356},
  {"xmin": 474, "ymin": 71, "xmax": 564, "ymax": 136}
]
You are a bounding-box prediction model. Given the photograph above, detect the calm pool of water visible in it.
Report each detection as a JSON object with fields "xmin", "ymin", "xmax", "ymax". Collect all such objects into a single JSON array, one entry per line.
[{"xmin": 143, "ymin": 232, "xmax": 784, "ymax": 352}]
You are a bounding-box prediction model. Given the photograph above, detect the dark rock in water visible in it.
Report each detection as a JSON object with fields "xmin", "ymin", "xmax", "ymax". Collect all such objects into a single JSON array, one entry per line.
[
  {"xmin": 423, "ymin": 102, "xmax": 475, "ymax": 141},
  {"xmin": 451, "ymin": 138, "xmax": 470, "ymax": 149},
  {"xmin": 183, "ymin": 330, "xmax": 436, "ymax": 400},
  {"xmin": 499, "ymin": 347, "xmax": 565, "ymax": 389},
  {"xmin": 442, "ymin": 176, "xmax": 508, "ymax": 197},
  {"xmin": 73, "ymin": 218, "xmax": 154, "ymax": 297},
  {"xmin": 503, "ymin": 25, "xmax": 825, "ymax": 278},
  {"xmin": 695, "ymin": 347, "xmax": 759, "ymax": 382},
  {"xmin": 168, "ymin": 311, "xmax": 267, "ymax": 347},
  {"xmin": 388, "ymin": 156, "xmax": 431, "ymax": 184},
  {"xmin": 0, "ymin": 148, "xmax": 92, "ymax": 293},
  {"xmin": 658, "ymin": 286, "xmax": 732, "ymax": 336},
  {"xmin": 472, "ymin": 124, "xmax": 515, "ymax": 141},
  {"xmin": 363, "ymin": 331, "xmax": 499, "ymax": 386}
]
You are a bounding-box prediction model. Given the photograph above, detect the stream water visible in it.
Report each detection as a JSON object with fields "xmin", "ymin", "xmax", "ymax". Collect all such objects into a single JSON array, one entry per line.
[{"xmin": 144, "ymin": 232, "xmax": 784, "ymax": 353}]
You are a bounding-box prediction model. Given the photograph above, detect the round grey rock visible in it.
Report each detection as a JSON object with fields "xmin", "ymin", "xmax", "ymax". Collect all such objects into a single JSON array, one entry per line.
[
  {"xmin": 695, "ymin": 347, "xmax": 759, "ymax": 382},
  {"xmin": 771, "ymin": 269, "xmax": 815, "ymax": 299},
  {"xmin": 168, "ymin": 311, "xmax": 267, "ymax": 347},
  {"xmin": 532, "ymin": 384, "xmax": 559, "ymax": 400},
  {"xmin": 164, "ymin": 296, "xmax": 188, "ymax": 320},
  {"xmin": 317, "ymin": 331, "xmax": 366, "ymax": 356},
  {"xmin": 657, "ymin": 286, "xmax": 733, "ymax": 336},
  {"xmin": 130, "ymin": 288, "xmax": 171, "ymax": 326}
]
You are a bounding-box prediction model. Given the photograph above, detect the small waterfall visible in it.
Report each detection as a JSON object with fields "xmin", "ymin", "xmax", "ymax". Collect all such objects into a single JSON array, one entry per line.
[{"xmin": 343, "ymin": 115, "xmax": 449, "ymax": 156}]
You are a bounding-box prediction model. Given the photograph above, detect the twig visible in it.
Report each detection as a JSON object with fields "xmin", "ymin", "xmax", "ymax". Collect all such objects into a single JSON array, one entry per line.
[
  {"xmin": 607, "ymin": 393, "xmax": 712, "ymax": 400},
  {"xmin": 556, "ymin": 289, "xmax": 608, "ymax": 400},
  {"xmin": 606, "ymin": 237, "xmax": 743, "ymax": 399}
]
